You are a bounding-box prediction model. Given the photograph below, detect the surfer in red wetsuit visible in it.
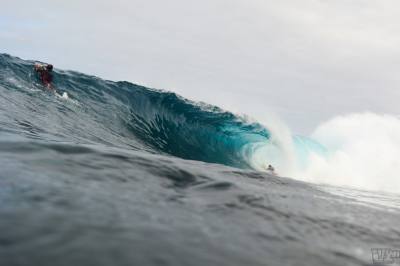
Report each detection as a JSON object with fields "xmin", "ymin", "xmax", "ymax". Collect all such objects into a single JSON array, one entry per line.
[{"xmin": 34, "ymin": 63, "xmax": 54, "ymax": 91}]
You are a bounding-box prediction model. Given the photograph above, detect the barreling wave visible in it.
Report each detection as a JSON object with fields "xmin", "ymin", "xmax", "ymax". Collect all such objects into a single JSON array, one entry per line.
[
  {"xmin": 4, "ymin": 53, "xmax": 400, "ymax": 194},
  {"xmin": 1, "ymin": 53, "xmax": 291, "ymax": 169}
]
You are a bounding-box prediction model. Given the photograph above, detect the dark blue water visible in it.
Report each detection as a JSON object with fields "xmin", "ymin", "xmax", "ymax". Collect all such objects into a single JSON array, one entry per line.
[{"xmin": 1, "ymin": 53, "xmax": 400, "ymax": 266}]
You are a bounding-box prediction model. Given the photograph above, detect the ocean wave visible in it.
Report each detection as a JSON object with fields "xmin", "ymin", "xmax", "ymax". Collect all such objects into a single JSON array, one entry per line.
[{"xmin": 0, "ymin": 53, "xmax": 287, "ymax": 170}]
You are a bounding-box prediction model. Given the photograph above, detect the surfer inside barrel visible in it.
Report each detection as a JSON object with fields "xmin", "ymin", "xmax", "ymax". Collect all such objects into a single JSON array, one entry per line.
[
  {"xmin": 267, "ymin": 164, "xmax": 276, "ymax": 175},
  {"xmin": 34, "ymin": 63, "xmax": 54, "ymax": 91}
]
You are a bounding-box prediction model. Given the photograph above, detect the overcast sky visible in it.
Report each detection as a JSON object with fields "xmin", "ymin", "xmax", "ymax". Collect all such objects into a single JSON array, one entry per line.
[{"xmin": 2, "ymin": 0, "xmax": 400, "ymax": 134}]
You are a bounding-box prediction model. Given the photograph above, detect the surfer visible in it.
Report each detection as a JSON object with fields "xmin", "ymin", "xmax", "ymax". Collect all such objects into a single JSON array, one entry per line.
[
  {"xmin": 267, "ymin": 164, "xmax": 276, "ymax": 175},
  {"xmin": 34, "ymin": 63, "xmax": 54, "ymax": 91}
]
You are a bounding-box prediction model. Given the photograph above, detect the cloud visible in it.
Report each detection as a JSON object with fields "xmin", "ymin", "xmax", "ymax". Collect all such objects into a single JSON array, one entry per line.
[{"xmin": 2, "ymin": 0, "xmax": 400, "ymax": 133}]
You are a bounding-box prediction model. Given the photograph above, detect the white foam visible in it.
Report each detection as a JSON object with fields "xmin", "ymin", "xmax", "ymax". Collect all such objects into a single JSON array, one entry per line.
[
  {"xmin": 247, "ymin": 114, "xmax": 298, "ymax": 175},
  {"xmin": 56, "ymin": 91, "xmax": 69, "ymax": 99},
  {"xmin": 250, "ymin": 112, "xmax": 400, "ymax": 194},
  {"xmin": 55, "ymin": 91, "xmax": 80, "ymax": 105},
  {"xmin": 299, "ymin": 112, "xmax": 400, "ymax": 193}
]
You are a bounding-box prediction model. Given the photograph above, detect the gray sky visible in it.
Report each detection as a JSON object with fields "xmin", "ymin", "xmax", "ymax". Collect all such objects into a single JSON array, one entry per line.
[{"xmin": 2, "ymin": 0, "xmax": 400, "ymax": 134}]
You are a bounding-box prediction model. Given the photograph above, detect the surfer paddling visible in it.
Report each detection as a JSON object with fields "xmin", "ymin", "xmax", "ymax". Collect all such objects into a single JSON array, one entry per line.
[{"xmin": 34, "ymin": 63, "xmax": 54, "ymax": 91}]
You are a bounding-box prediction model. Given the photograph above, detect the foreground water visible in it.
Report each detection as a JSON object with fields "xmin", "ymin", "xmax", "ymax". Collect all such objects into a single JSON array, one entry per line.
[{"xmin": 1, "ymin": 54, "xmax": 399, "ymax": 266}]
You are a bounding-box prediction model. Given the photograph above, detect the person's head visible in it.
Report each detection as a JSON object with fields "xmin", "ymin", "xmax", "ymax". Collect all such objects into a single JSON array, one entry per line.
[{"xmin": 46, "ymin": 64, "xmax": 53, "ymax": 71}]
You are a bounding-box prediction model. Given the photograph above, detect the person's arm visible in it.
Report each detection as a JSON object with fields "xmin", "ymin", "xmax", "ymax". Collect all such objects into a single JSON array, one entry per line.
[{"xmin": 34, "ymin": 63, "xmax": 45, "ymax": 72}]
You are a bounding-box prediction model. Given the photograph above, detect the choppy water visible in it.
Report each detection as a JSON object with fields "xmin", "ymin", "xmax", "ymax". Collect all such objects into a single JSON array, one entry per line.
[{"xmin": 1, "ymin": 53, "xmax": 400, "ymax": 266}]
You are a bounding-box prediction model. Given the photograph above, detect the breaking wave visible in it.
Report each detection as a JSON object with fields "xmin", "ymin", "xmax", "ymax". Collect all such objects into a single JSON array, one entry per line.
[{"xmin": 1, "ymin": 53, "xmax": 399, "ymax": 193}]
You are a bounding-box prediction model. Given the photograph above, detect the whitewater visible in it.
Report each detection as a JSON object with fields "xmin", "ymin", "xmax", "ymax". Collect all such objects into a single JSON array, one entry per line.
[{"xmin": 1, "ymin": 53, "xmax": 400, "ymax": 266}]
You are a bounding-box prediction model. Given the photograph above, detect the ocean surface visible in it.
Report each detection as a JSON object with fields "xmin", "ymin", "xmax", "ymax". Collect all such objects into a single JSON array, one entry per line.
[{"xmin": 1, "ymin": 53, "xmax": 400, "ymax": 266}]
